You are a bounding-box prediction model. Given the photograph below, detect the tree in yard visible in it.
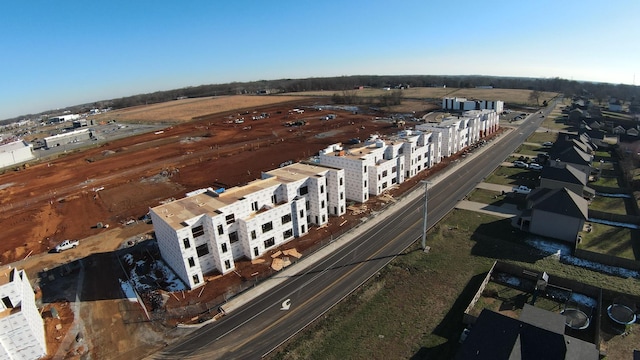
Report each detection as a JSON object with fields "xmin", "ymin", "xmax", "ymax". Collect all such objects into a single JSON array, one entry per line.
[{"xmin": 528, "ymin": 90, "xmax": 542, "ymax": 106}]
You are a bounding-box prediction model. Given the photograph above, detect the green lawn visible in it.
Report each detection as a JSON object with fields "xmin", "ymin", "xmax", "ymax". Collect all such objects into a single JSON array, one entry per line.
[
  {"xmin": 484, "ymin": 167, "xmax": 538, "ymax": 188},
  {"xmin": 592, "ymin": 161, "xmax": 614, "ymax": 171},
  {"xmin": 601, "ymin": 111, "xmax": 633, "ymax": 121},
  {"xmin": 526, "ymin": 131, "xmax": 557, "ymax": 144},
  {"xmin": 469, "ymin": 281, "xmax": 563, "ymax": 319},
  {"xmin": 593, "ymin": 176, "xmax": 620, "ymax": 188},
  {"xmin": 579, "ymin": 223, "xmax": 635, "ymax": 260},
  {"xmin": 594, "ymin": 150, "xmax": 612, "ymax": 159},
  {"xmin": 589, "ymin": 196, "xmax": 628, "ymax": 215},
  {"xmin": 467, "ymin": 188, "xmax": 503, "ymax": 204},
  {"xmin": 270, "ymin": 209, "xmax": 640, "ymax": 360},
  {"xmin": 540, "ymin": 114, "xmax": 570, "ymax": 131},
  {"xmin": 514, "ymin": 144, "xmax": 546, "ymax": 156}
]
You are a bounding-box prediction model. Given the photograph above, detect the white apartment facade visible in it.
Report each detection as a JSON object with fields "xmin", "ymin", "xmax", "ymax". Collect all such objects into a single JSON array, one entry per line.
[
  {"xmin": 416, "ymin": 117, "xmax": 464, "ymax": 158},
  {"xmin": 318, "ymin": 130, "xmax": 441, "ymax": 201},
  {"xmin": 463, "ymin": 109, "xmax": 500, "ymax": 138},
  {"xmin": 442, "ymin": 97, "xmax": 504, "ymax": 114},
  {"xmin": 416, "ymin": 110, "xmax": 499, "ymax": 158},
  {"xmin": 150, "ymin": 162, "xmax": 346, "ymax": 289},
  {"xmin": 0, "ymin": 267, "xmax": 47, "ymax": 360}
]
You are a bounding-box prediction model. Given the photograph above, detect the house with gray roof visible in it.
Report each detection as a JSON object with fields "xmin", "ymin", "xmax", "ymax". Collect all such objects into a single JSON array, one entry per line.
[
  {"xmin": 518, "ymin": 188, "xmax": 589, "ymax": 243},
  {"xmin": 540, "ymin": 164, "xmax": 595, "ymax": 200},
  {"xmin": 548, "ymin": 145, "xmax": 593, "ymax": 176},
  {"xmin": 456, "ymin": 305, "xmax": 598, "ymax": 360}
]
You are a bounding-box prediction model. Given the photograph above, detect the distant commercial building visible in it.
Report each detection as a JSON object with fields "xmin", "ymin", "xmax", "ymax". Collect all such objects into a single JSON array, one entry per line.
[
  {"xmin": 48, "ymin": 114, "xmax": 80, "ymax": 123},
  {"xmin": 150, "ymin": 162, "xmax": 346, "ymax": 289},
  {"xmin": 72, "ymin": 119, "xmax": 88, "ymax": 128},
  {"xmin": 43, "ymin": 128, "xmax": 91, "ymax": 148},
  {"xmin": 0, "ymin": 140, "xmax": 35, "ymax": 169},
  {"xmin": 0, "ymin": 267, "xmax": 47, "ymax": 360},
  {"xmin": 442, "ymin": 97, "xmax": 504, "ymax": 114}
]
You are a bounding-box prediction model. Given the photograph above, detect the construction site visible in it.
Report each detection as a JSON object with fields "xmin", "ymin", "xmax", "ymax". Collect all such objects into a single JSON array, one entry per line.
[{"xmin": 0, "ymin": 95, "xmax": 465, "ymax": 358}]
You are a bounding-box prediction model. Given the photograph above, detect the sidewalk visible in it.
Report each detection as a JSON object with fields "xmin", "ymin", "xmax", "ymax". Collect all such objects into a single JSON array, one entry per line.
[{"xmin": 216, "ymin": 127, "xmax": 515, "ymax": 316}]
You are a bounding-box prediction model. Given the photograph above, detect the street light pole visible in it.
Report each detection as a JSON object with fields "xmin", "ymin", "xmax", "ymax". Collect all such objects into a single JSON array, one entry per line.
[{"xmin": 421, "ymin": 180, "xmax": 431, "ymax": 251}]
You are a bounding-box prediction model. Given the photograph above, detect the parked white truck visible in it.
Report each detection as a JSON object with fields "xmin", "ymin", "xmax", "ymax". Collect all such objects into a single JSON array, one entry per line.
[
  {"xmin": 54, "ymin": 239, "xmax": 79, "ymax": 252},
  {"xmin": 512, "ymin": 185, "xmax": 532, "ymax": 195}
]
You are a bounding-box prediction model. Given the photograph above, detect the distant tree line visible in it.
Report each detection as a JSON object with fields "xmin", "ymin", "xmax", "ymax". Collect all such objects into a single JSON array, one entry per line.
[
  {"xmin": 331, "ymin": 89, "xmax": 403, "ymax": 108},
  {"xmin": 3, "ymin": 75, "xmax": 639, "ymax": 124},
  {"xmin": 105, "ymin": 75, "xmax": 640, "ymax": 110}
]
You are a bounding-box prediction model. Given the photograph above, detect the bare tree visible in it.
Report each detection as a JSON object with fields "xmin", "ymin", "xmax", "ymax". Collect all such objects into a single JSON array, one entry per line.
[{"xmin": 528, "ymin": 90, "xmax": 542, "ymax": 106}]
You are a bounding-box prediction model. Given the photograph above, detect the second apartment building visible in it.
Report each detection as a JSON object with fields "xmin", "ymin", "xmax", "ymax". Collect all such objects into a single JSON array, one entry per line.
[
  {"xmin": 318, "ymin": 130, "xmax": 441, "ymax": 202},
  {"xmin": 150, "ymin": 162, "xmax": 346, "ymax": 289}
]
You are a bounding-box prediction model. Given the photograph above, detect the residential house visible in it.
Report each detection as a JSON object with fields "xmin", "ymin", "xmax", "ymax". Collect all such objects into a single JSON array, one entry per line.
[
  {"xmin": 547, "ymin": 141, "xmax": 594, "ymax": 176},
  {"xmin": 456, "ymin": 306, "xmax": 598, "ymax": 360},
  {"xmin": 539, "ymin": 164, "xmax": 595, "ymax": 200},
  {"xmin": 518, "ymin": 187, "xmax": 589, "ymax": 243},
  {"xmin": 608, "ymin": 98, "xmax": 623, "ymax": 112}
]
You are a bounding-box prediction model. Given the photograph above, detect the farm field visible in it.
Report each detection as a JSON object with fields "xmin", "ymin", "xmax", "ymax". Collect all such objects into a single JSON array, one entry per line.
[{"xmin": 91, "ymin": 95, "xmax": 306, "ymax": 123}]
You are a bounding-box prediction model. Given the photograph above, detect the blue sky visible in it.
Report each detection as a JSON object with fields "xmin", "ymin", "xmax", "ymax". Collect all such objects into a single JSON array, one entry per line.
[{"xmin": 1, "ymin": 0, "xmax": 639, "ymax": 120}]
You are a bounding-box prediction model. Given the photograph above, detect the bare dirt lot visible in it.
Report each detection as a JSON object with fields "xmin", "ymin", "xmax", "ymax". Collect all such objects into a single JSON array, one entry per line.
[
  {"xmin": 0, "ymin": 97, "xmax": 417, "ymax": 264},
  {"xmin": 0, "ymin": 95, "xmax": 443, "ymax": 358}
]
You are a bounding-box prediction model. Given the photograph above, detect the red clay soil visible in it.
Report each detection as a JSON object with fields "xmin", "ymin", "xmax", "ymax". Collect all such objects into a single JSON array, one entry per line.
[{"xmin": 0, "ymin": 98, "xmax": 436, "ymax": 264}]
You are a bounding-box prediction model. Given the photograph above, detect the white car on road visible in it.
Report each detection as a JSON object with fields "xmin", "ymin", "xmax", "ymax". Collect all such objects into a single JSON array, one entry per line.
[{"xmin": 529, "ymin": 163, "xmax": 543, "ymax": 171}]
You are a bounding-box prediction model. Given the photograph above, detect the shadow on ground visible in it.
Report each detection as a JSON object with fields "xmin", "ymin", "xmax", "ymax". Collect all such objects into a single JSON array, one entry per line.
[
  {"xmin": 410, "ymin": 273, "xmax": 488, "ymax": 360},
  {"xmin": 471, "ymin": 218, "xmax": 545, "ymax": 264}
]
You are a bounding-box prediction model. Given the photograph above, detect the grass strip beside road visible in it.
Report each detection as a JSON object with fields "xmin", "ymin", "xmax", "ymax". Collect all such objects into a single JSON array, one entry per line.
[{"xmin": 270, "ymin": 209, "xmax": 640, "ymax": 360}]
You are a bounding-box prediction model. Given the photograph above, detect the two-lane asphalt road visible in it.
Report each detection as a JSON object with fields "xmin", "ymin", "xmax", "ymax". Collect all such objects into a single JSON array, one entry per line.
[{"xmin": 151, "ymin": 102, "xmax": 556, "ymax": 359}]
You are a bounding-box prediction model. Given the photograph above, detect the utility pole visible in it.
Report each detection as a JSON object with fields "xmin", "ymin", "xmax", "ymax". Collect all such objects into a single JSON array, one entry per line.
[{"xmin": 421, "ymin": 180, "xmax": 431, "ymax": 251}]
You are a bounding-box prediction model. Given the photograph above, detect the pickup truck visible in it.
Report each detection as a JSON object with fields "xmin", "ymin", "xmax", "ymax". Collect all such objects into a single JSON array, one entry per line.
[
  {"xmin": 512, "ymin": 185, "xmax": 532, "ymax": 195},
  {"xmin": 54, "ymin": 239, "xmax": 79, "ymax": 252}
]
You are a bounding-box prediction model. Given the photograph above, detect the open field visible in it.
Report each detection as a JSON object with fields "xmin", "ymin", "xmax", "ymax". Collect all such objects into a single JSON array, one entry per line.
[
  {"xmin": 91, "ymin": 95, "xmax": 306, "ymax": 123},
  {"xmin": 271, "ymin": 209, "xmax": 640, "ymax": 360},
  {"xmin": 291, "ymin": 87, "xmax": 558, "ymax": 106}
]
